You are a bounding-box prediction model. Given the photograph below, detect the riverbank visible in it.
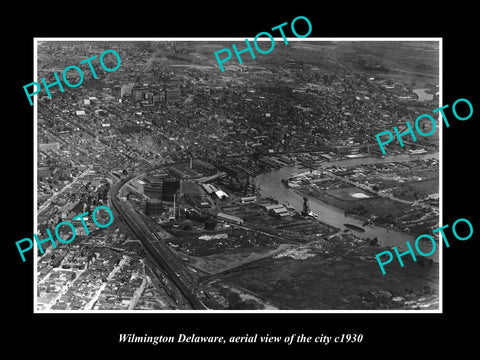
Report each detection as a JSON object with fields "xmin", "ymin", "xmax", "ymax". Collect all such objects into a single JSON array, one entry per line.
[
  {"xmin": 291, "ymin": 187, "xmax": 416, "ymax": 238},
  {"xmin": 282, "ymin": 158, "xmax": 438, "ymax": 238},
  {"xmin": 255, "ymin": 152, "xmax": 440, "ymax": 262}
]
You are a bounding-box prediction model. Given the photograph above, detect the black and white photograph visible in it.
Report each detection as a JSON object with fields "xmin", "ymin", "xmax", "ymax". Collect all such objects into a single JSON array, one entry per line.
[
  {"xmin": 33, "ymin": 39, "xmax": 441, "ymax": 312},
  {"xmin": 6, "ymin": 6, "xmax": 478, "ymax": 356}
]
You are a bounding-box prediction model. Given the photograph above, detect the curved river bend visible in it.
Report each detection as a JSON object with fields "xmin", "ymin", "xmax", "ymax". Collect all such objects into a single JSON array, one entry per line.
[{"xmin": 255, "ymin": 153, "xmax": 439, "ymax": 262}]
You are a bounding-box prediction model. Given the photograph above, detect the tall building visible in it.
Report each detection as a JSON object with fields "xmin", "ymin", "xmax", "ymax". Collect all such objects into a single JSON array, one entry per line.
[
  {"xmin": 146, "ymin": 199, "xmax": 163, "ymax": 217},
  {"xmin": 162, "ymin": 178, "xmax": 180, "ymax": 202},
  {"xmin": 143, "ymin": 170, "xmax": 169, "ymax": 199},
  {"xmin": 143, "ymin": 175, "xmax": 164, "ymax": 200}
]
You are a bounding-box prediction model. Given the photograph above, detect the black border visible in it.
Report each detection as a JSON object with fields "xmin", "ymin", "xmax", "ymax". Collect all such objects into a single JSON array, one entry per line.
[{"xmin": 6, "ymin": 5, "xmax": 478, "ymax": 355}]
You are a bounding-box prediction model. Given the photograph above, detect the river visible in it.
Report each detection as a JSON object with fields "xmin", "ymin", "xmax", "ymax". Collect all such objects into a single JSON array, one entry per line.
[{"xmin": 255, "ymin": 152, "xmax": 439, "ymax": 262}]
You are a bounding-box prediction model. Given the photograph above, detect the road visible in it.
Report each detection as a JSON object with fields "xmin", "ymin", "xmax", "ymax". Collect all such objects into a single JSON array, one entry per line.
[
  {"xmin": 129, "ymin": 276, "xmax": 147, "ymax": 310},
  {"xmin": 110, "ymin": 174, "xmax": 206, "ymax": 310},
  {"xmin": 40, "ymin": 257, "xmax": 89, "ymax": 310},
  {"xmin": 111, "ymin": 169, "xmax": 299, "ymax": 310},
  {"xmin": 84, "ymin": 256, "xmax": 128, "ymax": 310},
  {"xmin": 38, "ymin": 168, "xmax": 94, "ymax": 214}
]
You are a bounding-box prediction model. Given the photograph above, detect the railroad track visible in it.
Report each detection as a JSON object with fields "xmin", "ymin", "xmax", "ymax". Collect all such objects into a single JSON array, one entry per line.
[{"xmin": 110, "ymin": 176, "xmax": 205, "ymax": 310}]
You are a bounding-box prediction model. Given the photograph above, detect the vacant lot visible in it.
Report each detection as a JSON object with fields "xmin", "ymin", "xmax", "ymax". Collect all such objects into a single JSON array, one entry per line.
[{"xmin": 221, "ymin": 236, "xmax": 439, "ymax": 310}]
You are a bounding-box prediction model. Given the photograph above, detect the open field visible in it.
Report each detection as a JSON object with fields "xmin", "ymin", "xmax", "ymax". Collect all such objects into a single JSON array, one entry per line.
[
  {"xmin": 136, "ymin": 40, "xmax": 439, "ymax": 87},
  {"xmin": 220, "ymin": 235, "xmax": 439, "ymax": 310},
  {"xmin": 296, "ymin": 188, "xmax": 411, "ymax": 217},
  {"xmin": 392, "ymin": 178, "xmax": 439, "ymax": 201},
  {"xmin": 326, "ymin": 186, "xmax": 372, "ymax": 201},
  {"xmin": 167, "ymin": 228, "xmax": 285, "ymax": 257},
  {"xmin": 186, "ymin": 244, "xmax": 292, "ymax": 275}
]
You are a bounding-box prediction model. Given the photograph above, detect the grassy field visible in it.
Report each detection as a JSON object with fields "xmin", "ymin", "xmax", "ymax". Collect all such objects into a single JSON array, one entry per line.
[
  {"xmin": 330, "ymin": 41, "xmax": 439, "ymax": 87},
  {"xmin": 392, "ymin": 178, "xmax": 439, "ymax": 201},
  {"xmin": 221, "ymin": 236, "xmax": 439, "ymax": 310},
  {"xmin": 301, "ymin": 188, "xmax": 411, "ymax": 218},
  {"xmin": 325, "ymin": 186, "xmax": 372, "ymax": 201}
]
